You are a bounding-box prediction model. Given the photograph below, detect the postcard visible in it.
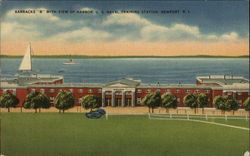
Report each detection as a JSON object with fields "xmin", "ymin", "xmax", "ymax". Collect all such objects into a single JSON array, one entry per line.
[{"xmin": 0, "ymin": 0, "xmax": 249, "ymax": 156}]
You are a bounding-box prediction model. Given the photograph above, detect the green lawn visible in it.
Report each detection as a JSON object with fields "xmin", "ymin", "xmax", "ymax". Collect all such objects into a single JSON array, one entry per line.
[{"xmin": 1, "ymin": 113, "xmax": 249, "ymax": 156}]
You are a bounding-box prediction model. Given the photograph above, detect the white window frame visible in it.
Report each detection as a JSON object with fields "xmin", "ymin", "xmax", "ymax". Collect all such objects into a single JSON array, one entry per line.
[
  {"xmin": 137, "ymin": 89, "xmax": 142, "ymax": 93},
  {"xmin": 78, "ymin": 89, "xmax": 83, "ymax": 93},
  {"xmin": 137, "ymin": 97, "xmax": 141, "ymax": 104},
  {"xmin": 177, "ymin": 98, "xmax": 180, "ymax": 102},
  {"xmin": 40, "ymin": 89, "xmax": 45, "ymax": 94},
  {"xmin": 88, "ymin": 89, "xmax": 93, "ymax": 93}
]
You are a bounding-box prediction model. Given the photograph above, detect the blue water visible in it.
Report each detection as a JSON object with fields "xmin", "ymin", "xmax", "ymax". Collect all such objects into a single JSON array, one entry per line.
[{"xmin": 0, "ymin": 58, "xmax": 249, "ymax": 84}]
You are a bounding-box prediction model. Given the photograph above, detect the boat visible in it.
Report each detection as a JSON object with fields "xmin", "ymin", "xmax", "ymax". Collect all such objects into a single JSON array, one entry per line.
[
  {"xmin": 63, "ymin": 55, "xmax": 79, "ymax": 65},
  {"xmin": 1, "ymin": 43, "xmax": 64, "ymax": 86}
]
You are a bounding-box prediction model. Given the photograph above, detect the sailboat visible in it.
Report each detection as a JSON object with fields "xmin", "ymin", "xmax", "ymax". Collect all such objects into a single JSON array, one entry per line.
[
  {"xmin": 63, "ymin": 55, "xmax": 78, "ymax": 65},
  {"xmin": 12, "ymin": 43, "xmax": 64, "ymax": 85},
  {"xmin": 19, "ymin": 43, "xmax": 32, "ymax": 72}
]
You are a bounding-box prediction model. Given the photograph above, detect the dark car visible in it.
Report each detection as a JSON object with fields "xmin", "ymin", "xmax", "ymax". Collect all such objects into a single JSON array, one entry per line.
[{"xmin": 85, "ymin": 109, "xmax": 106, "ymax": 119}]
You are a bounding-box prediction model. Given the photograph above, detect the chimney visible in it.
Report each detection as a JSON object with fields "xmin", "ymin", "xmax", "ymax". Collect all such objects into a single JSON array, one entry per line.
[
  {"xmin": 224, "ymin": 75, "xmax": 226, "ymax": 79},
  {"xmin": 208, "ymin": 75, "xmax": 211, "ymax": 79}
]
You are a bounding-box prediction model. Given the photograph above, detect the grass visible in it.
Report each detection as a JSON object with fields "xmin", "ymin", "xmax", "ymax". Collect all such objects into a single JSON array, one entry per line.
[{"xmin": 1, "ymin": 113, "xmax": 249, "ymax": 156}]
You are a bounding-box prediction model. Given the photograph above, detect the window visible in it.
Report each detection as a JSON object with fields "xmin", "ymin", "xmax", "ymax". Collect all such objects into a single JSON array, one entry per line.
[
  {"xmin": 88, "ymin": 89, "xmax": 93, "ymax": 93},
  {"xmin": 137, "ymin": 98, "xmax": 141, "ymax": 104},
  {"xmin": 78, "ymin": 98, "xmax": 83, "ymax": 104},
  {"xmin": 49, "ymin": 97, "xmax": 54, "ymax": 103},
  {"xmin": 227, "ymin": 92, "xmax": 232, "ymax": 96},
  {"xmin": 115, "ymin": 92, "xmax": 121, "ymax": 95},
  {"xmin": 31, "ymin": 89, "xmax": 35, "ymax": 92},
  {"xmin": 205, "ymin": 90, "xmax": 210, "ymax": 94},
  {"xmin": 238, "ymin": 100, "xmax": 242, "ymax": 104},
  {"xmin": 176, "ymin": 89, "xmax": 180, "ymax": 93},
  {"xmin": 237, "ymin": 92, "xmax": 242, "ymax": 96},
  {"xmin": 69, "ymin": 89, "xmax": 73, "ymax": 93},
  {"xmin": 126, "ymin": 92, "xmax": 131, "ymax": 95},
  {"xmin": 185, "ymin": 90, "xmax": 190, "ymax": 94},
  {"xmin": 177, "ymin": 98, "xmax": 180, "ymax": 102},
  {"xmin": 137, "ymin": 89, "xmax": 142, "ymax": 93},
  {"xmin": 156, "ymin": 89, "xmax": 161, "ymax": 92},
  {"xmin": 12, "ymin": 89, "xmax": 16, "ymax": 95},
  {"xmin": 146, "ymin": 89, "xmax": 151, "ymax": 93},
  {"xmin": 40, "ymin": 89, "xmax": 45, "ymax": 94},
  {"xmin": 98, "ymin": 89, "xmax": 102, "ymax": 93},
  {"xmin": 78, "ymin": 89, "xmax": 83, "ymax": 93},
  {"xmin": 50, "ymin": 89, "xmax": 55, "ymax": 93},
  {"xmin": 166, "ymin": 89, "xmax": 170, "ymax": 93},
  {"xmin": 195, "ymin": 90, "xmax": 200, "ymax": 94}
]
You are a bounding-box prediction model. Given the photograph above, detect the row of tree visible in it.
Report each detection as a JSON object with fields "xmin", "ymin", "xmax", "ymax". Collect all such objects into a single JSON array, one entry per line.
[
  {"xmin": 0, "ymin": 90, "xmax": 250, "ymax": 114},
  {"xmin": 142, "ymin": 92, "xmax": 250, "ymax": 114},
  {"xmin": 0, "ymin": 90, "xmax": 101, "ymax": 113}
]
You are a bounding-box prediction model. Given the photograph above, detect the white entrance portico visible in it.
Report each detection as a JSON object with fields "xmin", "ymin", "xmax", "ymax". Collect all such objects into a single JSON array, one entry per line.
[{"xmin": 101, "ymin": 78, "xmax": 140, "ymax": 107}]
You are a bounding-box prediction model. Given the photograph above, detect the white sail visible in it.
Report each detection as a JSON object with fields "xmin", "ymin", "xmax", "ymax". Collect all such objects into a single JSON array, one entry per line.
[{"xmin": 19, "ymin": 44, "xmax": 32, "ymax": 71}]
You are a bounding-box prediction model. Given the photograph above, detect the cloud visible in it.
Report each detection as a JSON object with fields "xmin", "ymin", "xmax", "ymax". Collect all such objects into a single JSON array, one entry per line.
[
  {"xmin": 141, "ymin": 23, "xmax": 201, "ymax": 41},
  {"xmin": 1, "ymin": 22, "xmax": 41, "ymax": 40},
  {"xmin": 80, "ymin": 7, "xmax": 99, "ymax": 14},
  {"xmin": 1, "ymin": 8, "xmax": 77, "ymax": 40},
  {"xmin": 1, "ymin": 8, "xmax": 244, "ymax": 43},
  {"xmin": 103, "ymin": 13, "xmax": 150, "ymax": 26},
  {"xmin": 220, "ymin": 32, "xmax": 239, "ymax": 41},
  {"xmin": 103, "ymin": 13, "xmax": 242, "ymax": 42},
  {"xmin": 50, "ymin": 27, "xmax": 111, "ymax": 42}
]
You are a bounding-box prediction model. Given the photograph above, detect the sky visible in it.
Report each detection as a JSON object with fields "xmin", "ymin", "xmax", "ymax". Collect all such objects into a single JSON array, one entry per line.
[{"xmin": 0, "ymin": 0, "xmax": 249, "ymax": 56}]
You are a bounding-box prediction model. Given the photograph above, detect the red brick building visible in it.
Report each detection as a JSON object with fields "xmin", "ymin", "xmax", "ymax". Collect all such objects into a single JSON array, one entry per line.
[{"xmin": 0, "ymin": 75, "xmax": 249, "ymax": 108}]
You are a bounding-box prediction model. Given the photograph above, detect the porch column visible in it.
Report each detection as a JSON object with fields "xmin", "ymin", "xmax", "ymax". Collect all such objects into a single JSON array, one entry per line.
[
  {"xmin": 233, "ymin": 91, "xmax": 236, "ymax": 99},
  {"xmin": 102, "ymin": 91, "xmax": 105, "ymax": 107},
  {"xmin": 112, "ymin": 91, "xmax": 115, "ymax": 107},
  {"xmin": 132, "ymin": 91, "xmax": 135, "ymax": 107},
  {"xmin": 122, "ymin": 91, "xmax": 125, "ymax": 107}
]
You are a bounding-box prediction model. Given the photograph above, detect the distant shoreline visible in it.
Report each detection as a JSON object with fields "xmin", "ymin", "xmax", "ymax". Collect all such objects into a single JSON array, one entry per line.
[{"xmin": 0, "ymin": 55, "xmax": 249, "ymax": 59}]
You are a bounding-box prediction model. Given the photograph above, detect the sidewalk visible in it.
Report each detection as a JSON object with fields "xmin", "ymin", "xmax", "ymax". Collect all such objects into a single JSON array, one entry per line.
[{"xmin": 0, "ymin": 106, "xmax": 249, "ymax": 116}]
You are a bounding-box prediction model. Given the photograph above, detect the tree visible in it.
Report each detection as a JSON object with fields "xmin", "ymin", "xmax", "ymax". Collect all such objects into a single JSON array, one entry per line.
[
  {"xmin": 226, "ymin": 98, "xmax": 239, "ymax": 115},
  {"xmin": 24, "ymin": 91, "xmax": 51, "ymax": 113},
  {"xmin": 197, "ymin": 94, "xmax": 209, "ymax": 114},
  {"xmin": 243, "ymin": 97, "xmax": 250, "ymax": 116},
  {"xmin": 54, "ymin": 90, "xmax": 75, "ymax": 113},
  {"xmin": 214, "ymin": 96, "xmax": 239, "ymax": 115},
  {"xmin": 184, "ymin": 94, "xmax": 198, "ymax": 114},
  {"xmin": 213, "ymin": 96, "xmax": 229, "ymax": 114},
  {"xmin": 142, "ymin": 91, "xmax": 161, "ymax": 113},
  {"xmin": 82, "ymin": 95, "xmax": 101, "ymax": 111},
  {"xmin": 0, "ymin": 91, "xmax": 19, "ymax": 112},
  {"xmin": 161, "ymin": 93, "xmax": 177, "ymax": 113}
]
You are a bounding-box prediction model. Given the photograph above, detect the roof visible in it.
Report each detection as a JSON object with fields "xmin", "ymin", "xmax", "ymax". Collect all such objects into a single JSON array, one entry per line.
[
  {"xmin": 103, "ymin": 78, "xmax": 141, "ymax": 88},
  {"xmin": 222, "ymin": 83, "xmax": 250, "ymax": 92},
  {"xmin": 28, "ymin": 83, "xmax": 103, "ymax": 88},
  {"xmin": 197, "ymin": 75, "xmax": 249, "ymax": 85},
  {"xmin": 1, "ymin": 74, "xmax": 63, "ymax": 86},
  {"xmin": 138, "ymin": 83, "xmax": 218, "ymax": 89}
]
